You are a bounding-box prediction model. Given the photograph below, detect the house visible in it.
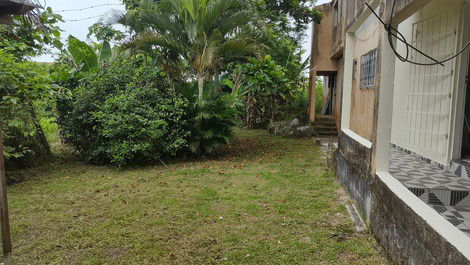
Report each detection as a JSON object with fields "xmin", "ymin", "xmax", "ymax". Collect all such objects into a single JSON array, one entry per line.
[
  {"xmin": 0, "ymin": 0, "xmax": 40, "ymax": 24},
  {"xmin": 308, "ymin": 1, "xmax": 346, "ymax": 128},
  {"xmin": 309, "ymin": 0, "xmax": 470, "ymax": 263}
]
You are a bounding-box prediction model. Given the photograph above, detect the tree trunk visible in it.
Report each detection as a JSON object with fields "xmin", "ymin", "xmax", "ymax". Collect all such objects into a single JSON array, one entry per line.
[
  {"xmin": 168, "ymin": 73, "xmax": 174, "ymax": 89},
  {"xmin": 232, "ymin": 72, "xmax": 243, "ymax": 96},
  {"xmin": 29, "ymin": 104, "xmax": 51, "ymax": 155},
  {"xmin": 198, "ymin": 74, "xmax": 204, "ymax": 101},
  {"xmin": 270, "ymin": 95, "xmax": 275, "ymax": 123},
  {"xmin": 0, "ymin": 129, "xmax": 12, "ymax": 265}
]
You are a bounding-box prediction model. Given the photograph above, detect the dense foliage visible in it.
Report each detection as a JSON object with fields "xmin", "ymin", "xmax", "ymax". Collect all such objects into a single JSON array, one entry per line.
[
  {"xmin": 0, "ymin": 50, "xmax": 54, "ymax": 167},
  {"xmin": 2, "ymin": 0, "xmax": 319, "ymax": 168},
  {"xmin": 57, "ymin": 59, "xmax": 191, "ymax": 167},
  {"xmin": 0, "ymin": 7, "xmax": 62, "ymax": 59},
  {"xmin": 0, "ymin": 6, "xmax": 64, "ymax": 170},
  {"xmin": 249, "ymin": 0, "xmax": 322, "ymax": 43},
  {"xmin": 114, "ymin": 0, "xmax": 261, "ymax": 100},
  {"xmin": 231, "ymin": 56, "xmax": 293, "ymax": 128}
]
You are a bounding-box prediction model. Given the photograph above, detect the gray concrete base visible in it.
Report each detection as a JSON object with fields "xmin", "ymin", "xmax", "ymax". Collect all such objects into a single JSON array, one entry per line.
[{"xmin": 336, "ymin": 130, "xmax": 470, "ymax": 265}]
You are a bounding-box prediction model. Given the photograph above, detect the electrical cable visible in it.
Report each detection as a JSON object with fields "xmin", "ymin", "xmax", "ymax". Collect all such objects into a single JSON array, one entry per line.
[
  {"xmin": 64, "ymin": 15, "xmax": 102, "ymax": 22},
  {"xmin": 365, "ymin": 1, "xmax": 470, "ymax": 67},
  {"xmin": 56, "ymin": 4, "xmax": 121, "ymax": 13}
]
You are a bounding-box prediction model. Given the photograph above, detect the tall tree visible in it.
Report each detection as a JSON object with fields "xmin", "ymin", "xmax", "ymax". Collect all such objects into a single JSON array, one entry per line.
[
  {"xmin": 112, "ymin": 0, "xmax": 262, "ymax": 100},
  {"xmin": 249, "ymin": 0, "xmax": 322, "ymax": 43}
]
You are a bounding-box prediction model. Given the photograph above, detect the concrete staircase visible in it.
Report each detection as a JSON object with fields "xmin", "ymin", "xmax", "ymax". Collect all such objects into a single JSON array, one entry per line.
[{"xmin": 311, "ymin": 115, "xmax": 338, "ymax": 137}]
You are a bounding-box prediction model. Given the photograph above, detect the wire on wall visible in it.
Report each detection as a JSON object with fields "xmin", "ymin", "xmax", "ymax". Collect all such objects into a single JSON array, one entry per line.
[{"xmin": 365, "ymin": 1, "xmax": 470, "ymax": 67}]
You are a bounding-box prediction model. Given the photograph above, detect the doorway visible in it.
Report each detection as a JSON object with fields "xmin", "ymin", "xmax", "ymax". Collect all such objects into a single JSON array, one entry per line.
[
  {"xmin": 320, "ymin": 73, "xmax": 337, "ymax": 116},
  {"xmin": 462, "ymin": 58, "xmax": 470, "ymax": 159}
]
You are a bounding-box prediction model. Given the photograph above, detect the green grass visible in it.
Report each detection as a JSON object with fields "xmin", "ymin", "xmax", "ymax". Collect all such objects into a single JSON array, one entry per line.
[{"xmin": 8, "ymin": 129, "xmax": 390, "ymax": 264}]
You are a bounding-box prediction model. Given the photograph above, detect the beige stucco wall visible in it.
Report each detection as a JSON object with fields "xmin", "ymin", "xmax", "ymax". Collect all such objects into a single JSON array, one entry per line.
[
  {"xmin": 311, "ymin": 4, "xmax": 337, "ymax": 72},
  {"xmin": 349, "ymin": 13, "xmax": 381, "ymax": 141}
]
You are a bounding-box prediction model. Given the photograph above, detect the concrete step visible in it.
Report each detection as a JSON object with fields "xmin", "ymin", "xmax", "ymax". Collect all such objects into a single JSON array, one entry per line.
[
  {"xmin": 310, "ymin": 116, "xmax": 338, "ymax": 137},
  {"xmin": 312, "ymin": 119, "xmax": 336, "ymax": 124},
  {"xmin": 312, "ymin": 123, "xmax": 337, "ymax": 127},
  {"xmin": 316, "ymin": 132, "xmax": 338, "ymax": 137},
  {"xmin": 315, "ymin": 114, "xmax": 335, "ymax": 121},
  {"xmin": 316, "ymin": 128, "xmax": 338, "ymax": 134},
  {"xmin": 314, "ymin": 125, "xmax": 337, "ymax": 130}
]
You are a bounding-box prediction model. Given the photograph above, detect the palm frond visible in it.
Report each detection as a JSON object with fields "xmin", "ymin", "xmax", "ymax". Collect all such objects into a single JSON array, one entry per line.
[{"xmin": 218, "ymin": 38, "xmax": 264, "ymax": 61}]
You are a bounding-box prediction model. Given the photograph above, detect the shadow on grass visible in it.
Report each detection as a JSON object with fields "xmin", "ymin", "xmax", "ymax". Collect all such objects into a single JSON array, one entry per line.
[{"xmin": 7, "ymin": 128, "xmax": 295, "ymax": 184}]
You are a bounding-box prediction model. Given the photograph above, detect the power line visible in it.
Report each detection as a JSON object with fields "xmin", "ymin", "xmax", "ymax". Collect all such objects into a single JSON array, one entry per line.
[
  {"xmin": 365, "ymin": 1, "xmax": 470, "ymax": 67},
  {"xmin": 64, "ymin": 15, "xmax": 102, "ymax": 22},
  {"xmin": 56, "ymin": 4, "xmax": 122, "ymax": 13}
]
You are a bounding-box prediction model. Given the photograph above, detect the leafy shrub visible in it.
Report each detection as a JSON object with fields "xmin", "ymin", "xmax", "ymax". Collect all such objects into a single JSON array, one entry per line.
[
  {"xmin": 189, "ymin": 95, "xmax": 237, "ymax": 154},
  {"xmin": 57, "ymin": 59, "xmax": 191, "ymax": 167},
  {"xmin": 93, "ymin": 87, "xmax": 190, "ymax": 166}
]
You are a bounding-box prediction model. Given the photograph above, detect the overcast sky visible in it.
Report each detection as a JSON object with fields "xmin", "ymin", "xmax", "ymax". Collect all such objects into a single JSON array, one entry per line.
[{"xmin": 34, "ymin": 0, "xmax": 331, "ymax": 62}]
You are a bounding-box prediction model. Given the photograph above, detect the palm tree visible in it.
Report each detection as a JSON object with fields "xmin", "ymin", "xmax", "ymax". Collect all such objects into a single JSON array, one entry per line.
[{"xmin": 110, "ymin": 0, "xmax": 262, "ymax": 100}]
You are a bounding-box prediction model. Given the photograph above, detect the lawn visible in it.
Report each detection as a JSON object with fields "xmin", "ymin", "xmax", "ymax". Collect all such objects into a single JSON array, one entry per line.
[{"xmin": 8, "ymin": 129, "xmax": 389, "ymax": 265}]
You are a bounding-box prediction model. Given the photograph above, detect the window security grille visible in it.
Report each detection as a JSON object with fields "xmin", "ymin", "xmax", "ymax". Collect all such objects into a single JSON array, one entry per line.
[{"xmin": 360, "ymin": 49, "xmax": 377, "ymax": 89}]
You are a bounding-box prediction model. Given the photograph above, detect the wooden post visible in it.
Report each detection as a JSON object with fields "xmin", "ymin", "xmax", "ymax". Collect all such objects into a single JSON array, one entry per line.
[
  {"xmin": 309, "ymin": 72, "xmax": 317, "ymax": 122},
  {"xmin": 309, "ymin": 21, "xmax": 317, "ymax": 123},
  {"xmin": 0, "ymin": 131, "xmax": 12, "ymax": 265}
]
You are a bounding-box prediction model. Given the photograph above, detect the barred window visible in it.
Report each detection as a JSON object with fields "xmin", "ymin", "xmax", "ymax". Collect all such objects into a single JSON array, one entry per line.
[{"xmin": 360, "ymin": 49, "xmax": 377, "ymax": 89}]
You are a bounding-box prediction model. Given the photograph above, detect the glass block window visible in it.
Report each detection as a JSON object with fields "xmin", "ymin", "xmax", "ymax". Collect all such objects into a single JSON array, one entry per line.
[{"xmin": 360, "ymin": 49, "xmax": 377, "ymax": 89}]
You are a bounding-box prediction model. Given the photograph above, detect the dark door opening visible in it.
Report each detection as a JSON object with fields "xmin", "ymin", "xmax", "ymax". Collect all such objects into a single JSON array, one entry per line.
[
  {"xmin": 462, "ymin": 58, "xmax": 470, "ymax": 158},
  {"xmin": 321, "ymin": 73, "xmax": 336, "ymax": 116}
]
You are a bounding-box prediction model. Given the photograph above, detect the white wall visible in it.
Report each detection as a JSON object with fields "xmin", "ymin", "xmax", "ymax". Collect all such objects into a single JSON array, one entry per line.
[{"xmin": 391, "ymin": 0, "xmax": 465, "ymax": 165}]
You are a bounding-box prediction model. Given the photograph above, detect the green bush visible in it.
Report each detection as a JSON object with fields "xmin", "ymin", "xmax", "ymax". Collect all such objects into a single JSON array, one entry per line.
[
  {"xmin": 189, "ymin": 95, "xmax": 237, "ymax": 154},
  {"xmin": 57, "ymin": 59, "xmax": 191, "ymax": 167}
]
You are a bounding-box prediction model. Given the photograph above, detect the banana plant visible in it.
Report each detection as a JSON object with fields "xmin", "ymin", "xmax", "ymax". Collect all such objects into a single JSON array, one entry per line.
[{"xmin": 67, "ymin": 36, "xmax": 112, "ymax": 72}]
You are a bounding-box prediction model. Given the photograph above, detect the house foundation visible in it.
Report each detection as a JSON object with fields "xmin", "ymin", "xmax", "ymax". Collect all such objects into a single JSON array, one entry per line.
[{"xmin": 311, "ymin": 0, "xmax": 470, "ymax": 263}]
